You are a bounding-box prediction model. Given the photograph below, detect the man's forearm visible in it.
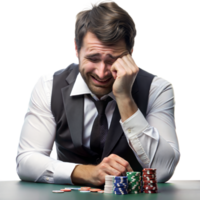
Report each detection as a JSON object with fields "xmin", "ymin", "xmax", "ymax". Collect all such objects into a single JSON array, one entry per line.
[
  {"xmin": 116, "ymin": 96, "xmax": 138, "ymax": 122},
  {"xmin": 71, "ymin": 165, "xmax": 95, "ymax": 186}
]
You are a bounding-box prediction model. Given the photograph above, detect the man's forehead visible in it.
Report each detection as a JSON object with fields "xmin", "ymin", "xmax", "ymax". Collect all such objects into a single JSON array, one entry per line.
[
  {"xmin": 85, "ymin": 52, "xmax": 128, "ymax": 60},
  {"xmin": 83, "ymin": 43, "xmax": 128, "ymax": 58}
]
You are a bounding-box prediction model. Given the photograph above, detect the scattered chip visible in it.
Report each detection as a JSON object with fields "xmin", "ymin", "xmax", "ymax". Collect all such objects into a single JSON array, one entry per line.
[
  {"xmin": 60, "ymin": 189, "xmax": 71, "ymax": 192},
  {"xmin": 80, "ymin": 191, "xmax": 91, "ymax": 193},
  {"xmin": 67, "ymin": 187, "xmax": 81, "ymax": 190},
  {"xmin": 52, "ymin": 190, "xmax": 64, "ymax": 193},
  {"xmin": 90, "ymin": 189, "xmax": 101, "ymax": 192},
  {"xmin": 79, "ymin": 187, "xmax": 91, "ymax": 191}
]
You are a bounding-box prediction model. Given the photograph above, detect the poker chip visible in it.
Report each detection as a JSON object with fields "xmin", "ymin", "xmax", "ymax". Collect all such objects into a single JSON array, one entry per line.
[
  {"xmin": 143, "ymin": 183, "xmax": 157, "ymax": 187},
  {"xmin": 143, "ymin": 174, "xmax": 156, "ymax": 178},
  {"xmin": 142, "ymin": 168, "xmax": 158, "ymax": 194},
  {"xmin": 115, "ymin": 176, "xmax": 128, "ymax": 179},
  {"xmin": 127, "ymin": 172, "xmax": 141, "ymax": 176},
  {"xmin": 90, "ymin": 189, "xmax": 101, "ymax": 192},
  {"xmin": 79, "ymin": 187, "xmax": 91, "ymax": 191},
  {"xmin": 130, "ymin": 191, "xmax": 140, "ymax": 194},
  {"xmin": 80, "ymin": 191, "xmax": 91, "ymax": 193},
  {"xmin": 142, "ymin": 168, "xmax": 156, "ymax": 172},
  {"xmin": 114, "ymin": 189, "xmax": 128, "ymax": 195},
  {"xmin": 104, "ymin": 175, "xmax": 115, "ymax": 194},
  {"xmin": 143, "ymin": 177, "xmax": 156, "ymax": 181},
  {"xmin": 143, "ymin": 171, "xmax": 156, "ymax": 175},
  {"xmin": 98, "ymin": 190, "xmax": 104, "ymax": 193},
  {"xmin": 112, "ymin": 176, "xmax": 129, "ymax": 195},
  {"xmin": 67, "ymin": 187, "xmax": 81, "ymax": 190},
  {"xmin": 114, "ymin": 183, "xmax": 128, "ymax": 187},
  {"xmin": 143, "ymin": 180, "xmax": 157, "ymax": 184},
  {"xmin": 143, "ymin": 185, "xmax": 157, "ymax": 190},
  {"xmin": 143, "ymin": 190, "xmax": 158, "ymax": 194},
  {"xmin": 52, "ymin": 190, "xmax": 64, "ymax": 193},
  {"xmin": 126, "ymin": 171, "xmax": 141, "ymax": 194},
  {"xmin": 60, "ymin": 189, "xmax": 71, "ymax": 192},
  {"xmin": 113, "ymin": 188, "xmax": 128, "ymax": 192}
]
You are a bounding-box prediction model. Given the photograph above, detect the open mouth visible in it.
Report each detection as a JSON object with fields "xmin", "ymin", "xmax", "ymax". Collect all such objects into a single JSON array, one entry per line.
[{"xmin": 91, "ymin": 75, "xmax": 112, "ymax": 84}]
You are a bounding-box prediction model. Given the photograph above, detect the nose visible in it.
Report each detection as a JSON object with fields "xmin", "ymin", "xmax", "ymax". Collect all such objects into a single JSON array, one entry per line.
[{"xmin": 96, "ymin": 61, "xmax": 111, "ymax": 79}]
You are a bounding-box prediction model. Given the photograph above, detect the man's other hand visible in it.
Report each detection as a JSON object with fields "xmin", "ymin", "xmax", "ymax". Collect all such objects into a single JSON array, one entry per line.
[{"xmin": 71, "ymin": 154, "xmax": 133, "ymax": 186}]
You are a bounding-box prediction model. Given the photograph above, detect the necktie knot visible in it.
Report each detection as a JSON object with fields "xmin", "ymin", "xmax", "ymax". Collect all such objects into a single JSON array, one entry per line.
[{"xmin": 95, "ymin": 97, "xmax": 112, "ymax": 114}]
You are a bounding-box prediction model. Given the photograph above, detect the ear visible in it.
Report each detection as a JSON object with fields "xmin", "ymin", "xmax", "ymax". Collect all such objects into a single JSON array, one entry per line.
[{"xmin": 72, "ymin": 37, "xmax": 78, "ymax": 59}]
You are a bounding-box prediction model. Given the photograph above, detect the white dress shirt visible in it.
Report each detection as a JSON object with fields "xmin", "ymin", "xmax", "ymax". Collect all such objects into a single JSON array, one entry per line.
[{"xmin": 16, "ymin": 70, "xmax": 180, "ymax": 184}]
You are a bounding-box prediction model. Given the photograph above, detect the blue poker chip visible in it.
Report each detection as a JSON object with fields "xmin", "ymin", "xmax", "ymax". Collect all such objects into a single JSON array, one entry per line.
[
  {"xmin": 114, "ymin": 177, "xmax": 128, "ymax": 181},
  {"xmin": 114, "ymin": 179, "xmax": 128, "ymax": 183},
  {"xmin": 113, "ymin": 188, "xmax": 128, "ymax": 193},
  {"xmin": 114, "ymin": 191, "xmax": 128, "ymax": 195},
  {"xmin": 114, "ymin": 183, "xmax": 128, "ymax": 187},
  {"xmin": 115, "ymin": 176, "xmax": 127, "ymax": 179},
  {"xmin": 113, "ymin": 187, "xmax": 128, "ymax": 191},
  {"xmin": 113, "ymin": 182, "xmax": 128, "ymax": 185}
]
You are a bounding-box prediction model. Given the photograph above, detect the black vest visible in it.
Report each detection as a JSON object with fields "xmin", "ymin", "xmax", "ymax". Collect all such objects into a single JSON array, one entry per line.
[{"xmin": 51, "ymin": 63, "xmax": 155, "ymax": 173}]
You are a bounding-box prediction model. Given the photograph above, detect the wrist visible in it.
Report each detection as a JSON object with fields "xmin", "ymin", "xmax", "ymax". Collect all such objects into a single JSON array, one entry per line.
[
  {"xmin": 116, "ymin": 97, "xmax": 138, "ymax": 122},
  {"xmin": 71, "ymin": 164, "xmax": 95, "ymax": 186}
]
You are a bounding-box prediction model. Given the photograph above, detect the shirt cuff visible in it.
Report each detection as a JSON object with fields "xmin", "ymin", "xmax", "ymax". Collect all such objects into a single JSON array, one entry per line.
[
  {"xmin": 53, "ymin": 161, "xmax": 79, "ymax": 185},
  {"xmin": 120, "ymin": 109, "xmax": 149, "ymax": 139},
  {"xmin": 120, "ymin": 109, "xmax": 150, "ymax": 165}
]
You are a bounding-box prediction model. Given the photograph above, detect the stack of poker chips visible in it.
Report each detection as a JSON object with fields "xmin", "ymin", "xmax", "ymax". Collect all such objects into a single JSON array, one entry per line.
[
  {"xmin": 142, "ymin": 168, "xmax": 158, "ymax": 193},
  {"xmin": 126, "ymin": 171, "xmax": 141, "ymax": 194},
  {"xmin": 113, "ymin": 176, "xmax": 128, "ymax": 195},
  {"xmin": 104, "ymin": 175, "xmax": 115, "ymax": 194}
]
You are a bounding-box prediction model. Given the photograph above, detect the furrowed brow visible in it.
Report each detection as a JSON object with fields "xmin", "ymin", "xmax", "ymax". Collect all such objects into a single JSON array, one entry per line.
[
  {"xmin": 85, "ymin": 51, "xmax": 129, "ymax": 59},
  {"xmin": 108, "ymin": 51, "xmax": 129, "ymax": 59},
  {"xmin": 85, "ymin": 53, "xmax": 101, "ymax": 58}
]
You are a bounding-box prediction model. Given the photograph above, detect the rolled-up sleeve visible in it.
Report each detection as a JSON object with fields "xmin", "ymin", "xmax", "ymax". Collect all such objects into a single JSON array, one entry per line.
[
  {"xmin": 16, "ymin": 75, "xmax": 78, "ymax": 184},
  {"xmin": 120, "ymin": 77, "xmax": 180, "ymax": 182}
]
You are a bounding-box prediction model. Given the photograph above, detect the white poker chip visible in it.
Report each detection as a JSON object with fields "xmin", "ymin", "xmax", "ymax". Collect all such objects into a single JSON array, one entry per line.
[
  {"xmin": 66, "ymin": 187, "xmax": 81, "ymax": 190},
  {"xmin": 80, "ymin": 191, "xmax": 91, "ymax": 193},
  {"xmin": 52, "ymin": 190, "xmax": 64, "ymax": 193}
]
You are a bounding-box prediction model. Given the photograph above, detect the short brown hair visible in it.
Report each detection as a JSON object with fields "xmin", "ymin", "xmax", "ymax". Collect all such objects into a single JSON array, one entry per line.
[{"xmin": 75, "ymin": 1, "xmax": 136, "ymax": 53}]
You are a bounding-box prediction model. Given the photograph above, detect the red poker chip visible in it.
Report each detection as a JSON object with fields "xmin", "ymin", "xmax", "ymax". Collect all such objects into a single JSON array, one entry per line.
[
  {"xmin": 143, "ymin": 190, "xmax": 158, "ymax": 194},
  {"xmin": 143, "ymin": 174, "xmax": 156, "ymax": 178},
  {"xmin": 143, "ymin": 183, "xmax": 157, "ymax": 187},
  {"xmin": 143, "ymin": 177, "xmax": 156, "ymax": 181},
  {"xmin": 143, "ymin": 185, "xmax": 158, "ymax": 190},
  {"xmin": 143, "ymin": 171, "xmax": 156, "ymax": 175},
  {"xmin": 143, "ymin": 180, "xmax": 157, "ymax": 184},
  {"xmin": 60, "ymin": 189, "xmax": 71, "ymax": 192},
  {"xmin": 142, "ymin": 168, "xmax": 156, "ymax": 172}
]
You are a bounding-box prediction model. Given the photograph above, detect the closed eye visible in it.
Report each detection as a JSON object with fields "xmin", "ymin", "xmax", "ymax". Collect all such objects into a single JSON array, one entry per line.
[
  {"xmin": 88, "ymin": 58, "xmax": 100, "ymax": 63},
  {"xmin": 89, "ymin": 58, "xmax": 113, "ymax": 65}
]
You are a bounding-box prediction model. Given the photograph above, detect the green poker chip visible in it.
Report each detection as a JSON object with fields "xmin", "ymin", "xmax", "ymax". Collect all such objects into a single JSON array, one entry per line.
[
  {"xmin": 126, "ymin": 172, "xmax": 141, "ymax": 177},
  {"xmin": 126, "ymin": 172, "xmax": 142, "ymax": 194}
]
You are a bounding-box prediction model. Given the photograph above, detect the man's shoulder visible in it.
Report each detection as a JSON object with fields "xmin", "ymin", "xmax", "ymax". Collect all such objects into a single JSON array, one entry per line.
[
  {"xmin": 53, "ymin": 63, "xmax": 79, "ymax": 77},
  {"xmin": 138, "ymin": 68, "xmax": 172, "ymax": 89}
]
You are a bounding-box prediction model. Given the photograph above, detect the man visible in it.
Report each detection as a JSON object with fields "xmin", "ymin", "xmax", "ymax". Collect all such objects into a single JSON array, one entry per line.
[{"xmin": 16, "ymin": 1, "xmax": 180, "ymax": 186}]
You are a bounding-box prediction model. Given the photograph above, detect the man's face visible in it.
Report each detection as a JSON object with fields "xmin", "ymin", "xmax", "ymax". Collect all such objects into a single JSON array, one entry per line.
[{"xmin": 75, "ymin": 31, "xmax": 129, "ymax": 98}]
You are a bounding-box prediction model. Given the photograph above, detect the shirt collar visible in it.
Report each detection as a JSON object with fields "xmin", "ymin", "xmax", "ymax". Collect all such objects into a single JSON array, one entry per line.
[{"xmin": 70, "ymin": 73, "xmax": 116, "ymax": 101}]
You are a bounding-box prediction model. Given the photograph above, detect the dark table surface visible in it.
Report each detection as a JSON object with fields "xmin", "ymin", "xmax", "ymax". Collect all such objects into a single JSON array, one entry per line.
[{"xmin": 0, "ymin": 180, "xmax": 200, "ymax": 200}]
